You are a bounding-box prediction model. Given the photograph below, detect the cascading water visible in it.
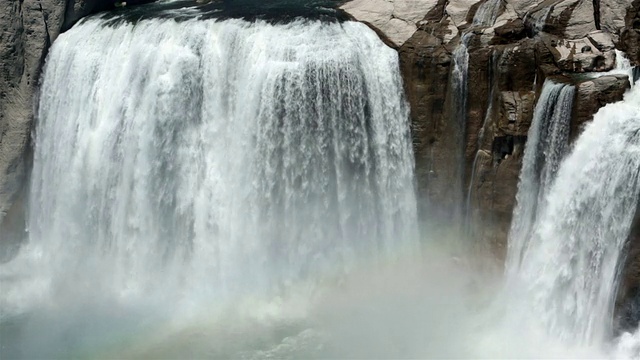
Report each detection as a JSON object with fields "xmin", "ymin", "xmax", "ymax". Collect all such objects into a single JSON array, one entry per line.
[
  {"xmin": 0, "ymin": 13, "xmax": 419, "ymax": 357},
  {"xmin": 464, "ymin": 50, "xmax": 498, "ymax": 233},
  {"xmin": 473, "ymin": 0, "xmax": 502, "ymax": 27},
  {"xmin": 506, "ymin": 79, "xmax": 575, "ymax": 273},
  {"xmin": 445, "ymin": 33, "xmax": 472, "ymax": 227},
  {"xmin": 502, "ymin": 72, "xmax": 640, "ymax": 350},
  {"xmin": 523, "ymin": 7, "xmax": 552, "ymax": 35}
]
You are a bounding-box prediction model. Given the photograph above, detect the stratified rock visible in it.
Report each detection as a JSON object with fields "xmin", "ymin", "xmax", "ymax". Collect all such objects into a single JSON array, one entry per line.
[
  {"xmin": 471, "ymin": 145, "xmax": 524, "ymax": 258},
  {"xmin": 572, "ymin": 74, "xmax": 630, "ymax": 138}
]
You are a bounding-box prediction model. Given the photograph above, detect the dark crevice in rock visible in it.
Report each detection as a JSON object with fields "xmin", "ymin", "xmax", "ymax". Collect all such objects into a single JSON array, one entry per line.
[
  {"xmin": 592, "ymin": 0, "xmax": 601, "ymax": 30},
  {"xmin": 491, "ymin": 136, "xmax": 515, "ymax": 163},
  {"xmin": 38, "ymin": 1, "xmax": 51, "ymax": 48}
]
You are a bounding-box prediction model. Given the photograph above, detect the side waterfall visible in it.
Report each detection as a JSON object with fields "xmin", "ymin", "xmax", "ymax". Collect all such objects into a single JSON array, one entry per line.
[
  {"xmin": 1, "ymin": 16, "xmax": 418, "ymax": 317},
  {"xmin": 506, "ymin": 78, "xmax": 640, "ymax": 345},
  {"xmin": 444, "ymin": 33, "xmax": 471, "ymax": 225},
  {"xmin": 506, "ymin": 79, "xmax": 575, "ymax": 273},
  {"xmin": 473, "ymin": 0, "xmax": 502, "ymax": 27}
]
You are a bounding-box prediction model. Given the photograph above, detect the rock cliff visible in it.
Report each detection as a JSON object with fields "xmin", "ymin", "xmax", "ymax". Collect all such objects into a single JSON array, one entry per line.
[
  {"xmin": 0, "ymin": 0, "xmax": 114, "ymax": 249},
  {"xmin": 343, "ymin": 0, "xmax": 640, "ymax": 323},
  {"xmin": 344, "ymin": 0, "xmax": 638, "ymax": 251}
]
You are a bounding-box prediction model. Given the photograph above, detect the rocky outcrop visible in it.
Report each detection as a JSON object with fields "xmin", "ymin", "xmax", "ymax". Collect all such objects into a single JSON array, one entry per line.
[
  {"xmin": 572, "ymin": 74, "xmax": 630, "ymax": 138},
  {"xmin": 342, "ymin": 0, "xmax": 638, "ymax": 260}
]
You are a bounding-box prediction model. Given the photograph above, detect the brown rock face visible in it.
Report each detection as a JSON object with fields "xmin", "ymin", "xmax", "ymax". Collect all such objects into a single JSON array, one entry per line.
[
  {"xmin": 571, "ymin": 74, "xmax": 630, "ymax": 139},
  {"xmin": 399, "ymin": 20, "xmax": 458, "ymax": 222},
  {"xmin": 388, "ymin": 0, "xmax": 638, "ymax": 268},
  {"xmin": 466, "ymin": 41, "xmax": 537, "ymax": 257}
]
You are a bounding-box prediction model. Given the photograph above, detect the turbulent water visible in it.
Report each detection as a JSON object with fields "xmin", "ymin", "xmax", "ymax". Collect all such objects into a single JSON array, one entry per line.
[
  {"xmin": 508, "ymin": 77, "xmax": 640, "ymax": 346},
  {"xmin": 0, "ymin": 15, "xmax": 421, "ymax": 358},
  {"xmin": 506, "ymin": 79, "xmax": 575, "ymax": 273}
]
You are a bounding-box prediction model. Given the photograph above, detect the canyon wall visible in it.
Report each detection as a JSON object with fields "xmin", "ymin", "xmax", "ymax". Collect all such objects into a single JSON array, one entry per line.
[
  {"xmin": 343, "ymin": 0, "xmax": 640, "ymax": 326},
  {"xmin": 343, "ymin": 0, "xmax": 639, "ymax": 256}
]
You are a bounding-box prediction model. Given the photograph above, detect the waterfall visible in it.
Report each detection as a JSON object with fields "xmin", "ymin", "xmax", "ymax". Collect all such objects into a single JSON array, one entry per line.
[
  {"xmin": 1, "ymin": 16, "xmax": 418, "ymax": 319},
  {"xmin": 506, "ymin": 79, "xmax": 575, "ymax": 273},
  {"xmin": 523, "ymin": 7, "xmax": 552, "ymax": 35},
  {"xmin": 615, "ymin": 50, "xmax": 636, "ymax": 86},
  {"xmin": 473, "ymin": 0, "xmax": 502, "ymax": 27},
  {"xmin": 464, "ymin": 50, "xmax": 498, "ymax": 233},
  {"xmin": 505, "ymin": 79, "xmax": 640, "ymax": 345},
  {"xmin": 445, "ymin": 33, "xmax": 471, "ymax": 225}
]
